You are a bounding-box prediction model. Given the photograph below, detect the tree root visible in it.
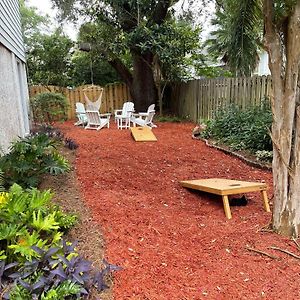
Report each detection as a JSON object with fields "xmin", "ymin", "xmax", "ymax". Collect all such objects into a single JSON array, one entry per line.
[
  {"xmin": 246, "ymin": 246, "xmax": 277, "ymax": 259},
  {"xmin": 269, "ymin": 246, "xmax": 300, "ymax": 259},
  {"xmin": 292, "ymin": 238, "xmax": 300, "ymax": 252}
]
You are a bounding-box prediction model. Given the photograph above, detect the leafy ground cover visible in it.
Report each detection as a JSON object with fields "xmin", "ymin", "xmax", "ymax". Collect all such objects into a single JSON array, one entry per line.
[
  {"xmin": 201, "ymin": 103, "xmax": 273, "ymax": 162},
  {"xmin": 0, "ymin": 132, "xmax": 118, "ymax": 299},
  {"xmin": 58, "ymin": 121, "xmax": 300, "ymax": 300},
  {"xmin": 39, "ymin": 148, "xmax": 114, "ymax": 300}
]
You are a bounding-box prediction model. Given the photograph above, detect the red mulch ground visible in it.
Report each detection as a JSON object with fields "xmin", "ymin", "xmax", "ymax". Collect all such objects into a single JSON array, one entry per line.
[{"xmin": 59, "ymin": 121, "xmax": 300, "ymax": 300}]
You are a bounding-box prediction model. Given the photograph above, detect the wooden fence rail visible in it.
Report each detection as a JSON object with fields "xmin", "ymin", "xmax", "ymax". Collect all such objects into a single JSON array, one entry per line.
[
  {"xmin": 29, "ymin": 83, "xmax": 131, "ymax": 120},
  {"xmin": 170, "ymin": 75, "xmax": 272, "ymax": 122},
  {"xmin": 30, "ymin": 76, "xmax": 273, "ymax": 122}
]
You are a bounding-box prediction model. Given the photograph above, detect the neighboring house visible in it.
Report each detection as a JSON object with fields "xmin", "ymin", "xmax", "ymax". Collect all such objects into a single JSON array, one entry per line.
[
  {"xmin": 0, "ymin": 0, "xmax": 30, "ymax": 153},
  {"xmin": 202, "ymin": 50, "xmax": 271, "ymax": 77},
  {"xmin": 253, "ymin": 50, "xmax": 271, "ymax": 76}
]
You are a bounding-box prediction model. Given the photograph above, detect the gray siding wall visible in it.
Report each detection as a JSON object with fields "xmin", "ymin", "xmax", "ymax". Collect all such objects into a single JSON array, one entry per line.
[
  {"xmin": 0, "ymin": 0, "xmax": 30, "ymax": 153},
  {"xmin": 0, "ymin": 45, "xmax": 30, "ymax": 152},
  {"xmin": 0, "ymin": 0, "xmax": 25, "ymax": 61}
]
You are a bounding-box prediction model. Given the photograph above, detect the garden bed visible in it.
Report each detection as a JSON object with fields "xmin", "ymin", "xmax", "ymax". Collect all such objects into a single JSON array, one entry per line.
[
  {"xmin": 199, "ymin": 138, "xmax": 272, "ymax": 171},
  {"xmin": 39, "ymin": 148, "xmax": 113, "ymax": 300},
  {"xmin": 58, "ymin": 121, "xmax": 300, "ymax": 300}
]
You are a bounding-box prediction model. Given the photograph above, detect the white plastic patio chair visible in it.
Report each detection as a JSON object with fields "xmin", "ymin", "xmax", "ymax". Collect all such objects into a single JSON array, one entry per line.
[
  {"xmin": 85, "ymin": 110, "xmax": 111, "ymax": 130},
  {"xmin": 114, "ymin": 101, "xmax": 135, "ymax": 129},
  {"xmin": 74, "ymin": 102, "xmax": 88, "ymax": 126},
  {"xmin": 131, "ymin": 104, "xmax": 156, "ymax": 128}
]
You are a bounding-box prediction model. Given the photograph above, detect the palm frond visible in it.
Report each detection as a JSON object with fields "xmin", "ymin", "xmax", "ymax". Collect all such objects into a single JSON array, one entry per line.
[{"xmin": 205, "ymin": 0, "xmax": 263, "ymax": 76}]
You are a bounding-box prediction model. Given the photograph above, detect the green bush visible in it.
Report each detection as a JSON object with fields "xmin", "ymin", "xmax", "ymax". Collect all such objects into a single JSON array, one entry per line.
[
  {"xmin": 201, "ymin": 102, "xmax": 273, "ymax": 153},
  {"xmin": 0, "ymin": 170, "xmax": 4, "ymax": 192},
  {"xmin": 156, "ymin": 115, "xmax": 184, "ymax": 122},
  {"xmin": 0, "ymin": 184, "xmax": 77, "ymax": 263},
  {"xmin": 30, "ymin": 92, "xmax": 68, "ymax": 124},
  {"xmin": 0, "ymin": 133, "xmax": 70, "ymax": 188},
  {"xmin": 0, "ymin": 185, "xmax": 119, "ymax": 299}
]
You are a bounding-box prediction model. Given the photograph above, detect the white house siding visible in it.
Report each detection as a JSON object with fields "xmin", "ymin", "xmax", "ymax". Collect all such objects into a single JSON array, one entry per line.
[
  {"xmin": 0, "ymin": 0, "xmax": 25, "ymax": 61},
  {"xmin": 0, "ymin": 0, "xmax": 30, "ymax": 153}
]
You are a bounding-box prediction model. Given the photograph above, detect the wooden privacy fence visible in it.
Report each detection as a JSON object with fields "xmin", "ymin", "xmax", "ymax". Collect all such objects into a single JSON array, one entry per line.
[
  {"xmin": 170, "ymin": 75, "xmax": 272, "ymax": 122},
  {"xmin": 29, "ymin": 83, "xmax": 131, "ymax": 120}
]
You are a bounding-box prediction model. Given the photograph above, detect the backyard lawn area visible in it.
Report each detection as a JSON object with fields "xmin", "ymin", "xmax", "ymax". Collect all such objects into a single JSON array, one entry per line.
[{"xmin": 58, "ymin": 121, "xmax": 300, "ymax": 300}]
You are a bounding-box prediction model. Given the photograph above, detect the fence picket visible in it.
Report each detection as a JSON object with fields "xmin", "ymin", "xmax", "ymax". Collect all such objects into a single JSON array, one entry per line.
[
  {"xmin": 29, "ymin": 83, "xmax": 131, "ymax": 120},
  {"xmin": 170, "ymin": 75, "xmax": 272, "ymax": 122}
]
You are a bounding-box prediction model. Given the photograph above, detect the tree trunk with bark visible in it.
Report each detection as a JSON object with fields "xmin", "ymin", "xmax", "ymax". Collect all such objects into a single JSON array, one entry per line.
[
  {"xmin": 130, "ymin": 51, "xmax": 158, "ymax": 112},
  {"xmin": 264, "ymin": 0, "xmax": 300, "ymax": 236},
  {"xmin": 110, "ymin": 51, "xmax": 158, "ymax": 111}
]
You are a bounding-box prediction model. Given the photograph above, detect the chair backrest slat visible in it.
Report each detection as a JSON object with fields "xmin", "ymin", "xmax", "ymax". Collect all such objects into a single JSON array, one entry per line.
[
  {"xmin": 122, "ymin": 102, "xmax": 134, "ymax": 117},
  {"xmin": 76, "ymin": 102, "xmax": 86, "ymax": 114}
]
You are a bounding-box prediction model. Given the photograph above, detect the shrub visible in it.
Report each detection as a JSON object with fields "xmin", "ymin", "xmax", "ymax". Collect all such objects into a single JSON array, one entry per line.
[
  {"xmin": 156, "ymin": 115, "xmax": 183, "ymax": 122},
  {"xmin": 0, "ymin": 170, "xmax": 4, "ymax": 192},
  {"xmin": 0, "ymin": 184, "xmax": 77, "ymax": 263},
  {"xmin": 201, "ymin": 101, "xmax": 272, "ymax": 153},
  {"xmin": 4, "ymin": 243, "xmax": 121, "ymax": 299},
  {"xmin": 0, "ymin": 185, "xmax": 120, "ymax": 299},
  {"xmin": 255, "ymin": 150, "xmax": 273, "ymax": 162},
  {"xmin": 0, "ymin": 133, "xmax": 70, "ymax": 188},
  {"xmin": 30, "ymin": 92, "xmax": 68, "ymax": 124},
  {"xmin": 31, "ymin": 124, "xmax": 65, "ymax": 142}
]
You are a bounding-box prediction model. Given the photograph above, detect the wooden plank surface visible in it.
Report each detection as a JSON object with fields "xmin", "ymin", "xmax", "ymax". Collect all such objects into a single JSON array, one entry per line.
[
  {"xmin": 131, "ymin": 127, "xmax": 157, "ymax": 142},
  {"xmin": 180, "ymin": 178, "xmax": 267, "ymax": 196}
]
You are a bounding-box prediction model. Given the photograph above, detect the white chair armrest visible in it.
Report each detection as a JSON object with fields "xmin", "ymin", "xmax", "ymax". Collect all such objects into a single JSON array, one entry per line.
[
  {"xmin": 138, "ymin": 112, "xmax": 148, "ymax": 117},
  {"xmin": 114, "ymin": 110, "xmax": 123, "ymax": 117},
  {"xmin": 100, "ymin": 113, "xmax": 111, "ymax": 118}
]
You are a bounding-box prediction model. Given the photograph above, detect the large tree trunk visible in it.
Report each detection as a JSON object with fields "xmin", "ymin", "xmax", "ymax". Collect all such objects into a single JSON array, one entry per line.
[
  {"xmin": 130, "ymin": 51, "xmax": 158, "ymax": 112},
  {"xmin": 264, "ymin": 1, "xmax": 300, "ymax": 236},
  {"xmin": 109, "ymin": 52, "xmax": 158, "ymax": 111}
]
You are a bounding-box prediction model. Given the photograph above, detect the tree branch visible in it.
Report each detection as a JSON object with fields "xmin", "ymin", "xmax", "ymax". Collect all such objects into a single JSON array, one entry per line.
[
  {"xmin": 270, "ymin": 246, "xmax": 300, "ymax": 260},
  {"xmin": 246, "ymin": 246, "xmax": 277, "ymax": 259},
  {"xmin": 152, "ymin": 0, "xmax": 171, "ymax": 25},
  {"xmin": 109, "ymin": 58, "xmax": 133, "ymax": 87}
]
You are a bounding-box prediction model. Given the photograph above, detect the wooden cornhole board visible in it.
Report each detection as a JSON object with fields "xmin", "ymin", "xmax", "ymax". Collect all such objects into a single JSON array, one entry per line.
[
  {"xmin": 180, "ymin": 178, "xmax": 271, "ymax": 219},
  {"xmin": 131, "ymin": 127, "xmax": 157, "ymax": 142}
]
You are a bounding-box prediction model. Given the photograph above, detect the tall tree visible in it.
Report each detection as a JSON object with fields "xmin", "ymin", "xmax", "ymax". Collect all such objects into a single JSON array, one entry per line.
[
  {"xmin": 70, "ymin": 50, "xmax": 121, "ymax": 86},
  {"xmin": 26, "ymin": 29, "xmax": 73, "ymax": 87},
  {"xmin": 19, "ymin": 0, "xmax": 50, "ymax": 46},
  {"xmin": 20, "ymin": 1, "xmax": 73, "ymax": 87},
  {"xmin": 51, "ymin": 0, "xmax": 201, "ymax": 111},
  {"xmin": 209, "ymin": 0, "xmax": 300, "ymax": 236}
]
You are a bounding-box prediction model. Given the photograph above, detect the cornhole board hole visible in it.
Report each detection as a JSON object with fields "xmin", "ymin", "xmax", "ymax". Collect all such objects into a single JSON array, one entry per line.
[
  {"xmin": 131, "ymin": 127, "xmax": 157, "ymax": 142},
  {"xmin": 180, "ymin": 178, "xmax": 271, "ymax": 219}
]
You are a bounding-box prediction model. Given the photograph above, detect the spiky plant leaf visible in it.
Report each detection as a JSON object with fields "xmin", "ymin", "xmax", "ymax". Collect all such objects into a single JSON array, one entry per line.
[
  {"xmin": 8, "ymin": 231, "xmax": 47, "ymax": 261},
  {"xmin": 0, "ymin": 223, "xmax": 25, "ymax": 241},
  {"xmin": 31, "ymin": 210, "xmax": 60, "ymax": 232},
  {"xmin": 0, "ymin": 250, "xmax": 7, "ymax": 260},
  {"xmin": 29, "ymin": 188, "xmax": 52, "ymax": 210}
]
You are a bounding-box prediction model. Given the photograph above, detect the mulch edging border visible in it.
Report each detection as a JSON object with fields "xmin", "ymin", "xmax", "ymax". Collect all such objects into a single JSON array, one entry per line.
[{"xmin": 199, "ymin": 138, "xmax": 272, "ymax": 171}]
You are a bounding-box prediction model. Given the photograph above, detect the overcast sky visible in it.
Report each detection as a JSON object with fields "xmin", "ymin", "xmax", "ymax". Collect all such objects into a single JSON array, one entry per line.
[
  {"xmin": 26, "ymin": 0, "xmax": 214, "ymax": 40},
  {"xmin": 27, "ymin": 0, "xmax": 79, "ymax": 39}
]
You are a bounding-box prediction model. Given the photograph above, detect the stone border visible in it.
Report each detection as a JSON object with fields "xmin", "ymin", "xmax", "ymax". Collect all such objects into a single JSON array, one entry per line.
[{"xmin": 199, "ymin": 138, "xmax": 272, "ymax": 171}]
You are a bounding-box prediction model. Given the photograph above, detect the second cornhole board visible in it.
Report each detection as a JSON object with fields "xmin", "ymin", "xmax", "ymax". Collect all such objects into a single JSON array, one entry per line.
[
  {"xmin": 180, "ymin": 178, "xmax": 270, "ymax": 219},
  {"xmin": 130, "ymin": 127, "xmax": 157, "ymax": 142}
]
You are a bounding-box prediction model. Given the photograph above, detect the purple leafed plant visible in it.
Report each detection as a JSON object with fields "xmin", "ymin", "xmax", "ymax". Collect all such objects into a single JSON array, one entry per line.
[{"xmin": 11, "ymin": 241, "xmax": 121, "ymax": 297}]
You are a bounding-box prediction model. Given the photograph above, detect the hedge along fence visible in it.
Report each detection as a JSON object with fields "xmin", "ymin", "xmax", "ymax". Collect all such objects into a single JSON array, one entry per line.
[
  {"xmin": 170, "ymin": 75, "xmax": 272, "ymax": 122},
  {"xmin": 29, "ymin": 83, "xmax": 131, "ymax": 120}
]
